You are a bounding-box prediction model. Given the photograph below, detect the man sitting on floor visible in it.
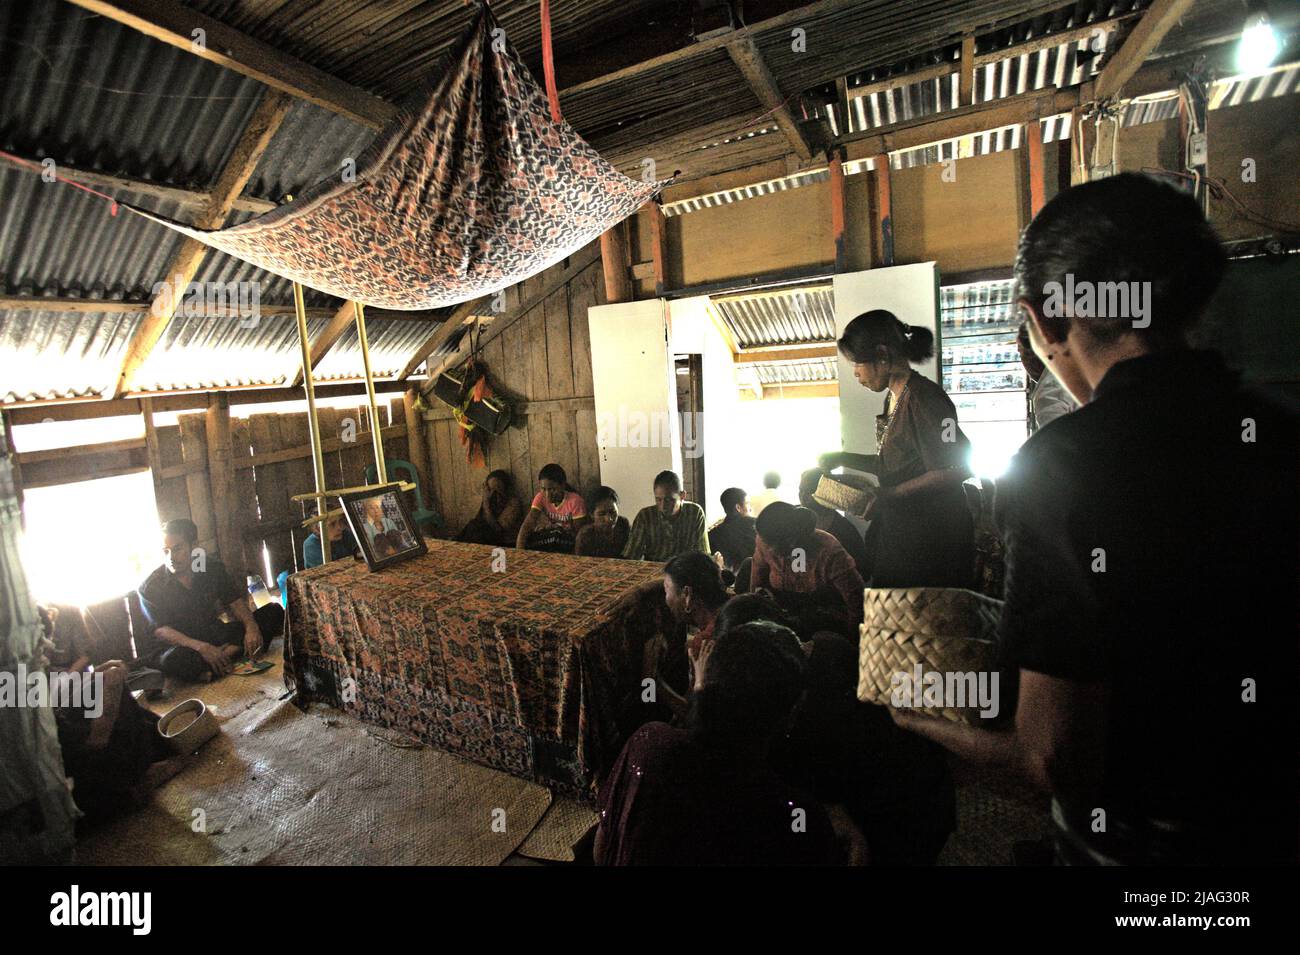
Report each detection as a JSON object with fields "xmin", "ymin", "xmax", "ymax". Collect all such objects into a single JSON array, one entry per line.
[
  {"xmin": 622, "ymin": 470, "xmax": 709, "ymax": 563},
  {"xmin": 707, "ymin": 486, "xmax": 756, "ymax": 573},
  {"xmin": 138, "ymin": 518, "xmax": 284, "ymax": 682}
]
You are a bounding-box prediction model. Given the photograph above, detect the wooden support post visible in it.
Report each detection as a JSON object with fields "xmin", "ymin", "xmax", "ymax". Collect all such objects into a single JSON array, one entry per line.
[
  {"xmin": 204, "ymin": 392, "xmax": 241, "ymax": 572},
  {"xmin": 1026, "ymin": 121, "xmax": 1046, "ymax": 217},
  {"xmin": 829, "ymin": 147, "xmax": 848, "ymax": 272},
  {"xmin": 646, "ymin": 201, "xmax": 668, "ymax": 297},
  {"xmin": 600, "ymin": 219, "xmax": 633, "ymax": 303},
  {"xmin": 873, "ymin": 155, "xmax": 894, "ymax": 267},
  {"xmin": 959, "ymin": 33, "xmax": 976, "ymax": 107},
  {"xmin": 402, "ymin": 388, "xmax": 432, "ymax": 510},
  {"xmin": 352, "ymin": 301, "xmax": 387, "ymax": 484},
  {"xmin": 141, "ymin": 397, "xmax": 164, "ymax": 520},
  {"xmin": 292, "ymin": 281, "xmax": 331, "ymax": 564}
]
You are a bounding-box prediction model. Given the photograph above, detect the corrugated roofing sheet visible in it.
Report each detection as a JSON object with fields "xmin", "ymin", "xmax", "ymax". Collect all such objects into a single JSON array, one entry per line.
[
  {"xmin": 713, "ymin": 285, "xmax": 835, "ymax": 349},
  {"xmin": 752, "ymin": 357, "xmax": 837, "ymax": 386}
]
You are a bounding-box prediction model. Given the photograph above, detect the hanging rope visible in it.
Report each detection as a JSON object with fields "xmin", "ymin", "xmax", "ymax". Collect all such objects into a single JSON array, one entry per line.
[
  {"xmin": 540, "ymin": 0, "xmax": 562, "ymax": 123},
  {"xmin": 0, "ymin": 149, "xmax": 120, "ymax": 216}
]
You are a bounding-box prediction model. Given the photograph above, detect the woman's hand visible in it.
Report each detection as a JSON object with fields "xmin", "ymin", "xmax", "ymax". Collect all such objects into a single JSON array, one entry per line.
[
  {"xmin": 817, "ymin": 451, "xmax": 844, "ymax": 472},
  {"xmin": 688, "ymin": 637, "xmax": 715, "ymax": 691}
]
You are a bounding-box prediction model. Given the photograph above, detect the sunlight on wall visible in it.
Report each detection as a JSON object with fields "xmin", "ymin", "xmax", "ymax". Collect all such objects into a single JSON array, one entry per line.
[{"xmin": 19, "ymin": 471, "xmax": 162, "ymax": 606}]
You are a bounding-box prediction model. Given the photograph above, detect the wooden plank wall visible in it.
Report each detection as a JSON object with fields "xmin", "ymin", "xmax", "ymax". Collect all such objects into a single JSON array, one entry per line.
[
  {"xmin": 23, "ymin": 400, "xmax": 423, "ymax": 585},
  {"xmin": 424, "ymin": 247, "xmax": 607, "ymax": 534}
]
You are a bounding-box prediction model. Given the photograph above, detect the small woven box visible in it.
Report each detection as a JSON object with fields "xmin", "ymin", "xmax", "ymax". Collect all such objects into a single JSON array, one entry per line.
[
  {"xmin": 857, "ymin": 587, "xmax": 1006, "ymax": 725},
  {"xmin": 812, "ymin": 473, "xmax": 877, "ymax": 515}
]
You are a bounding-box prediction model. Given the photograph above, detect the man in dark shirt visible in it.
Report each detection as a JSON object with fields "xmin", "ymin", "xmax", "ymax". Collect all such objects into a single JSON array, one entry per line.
[
  {"xmin": 138, "ymin": 519, "xmax": 285, "ymax": 681},
  {"xmin": 798, "ymin": 467, "xmax": 871, "ymax": 577},
  {"xmin": 891, "ymin": 173, "xmax": 1297, "ymax": 865},
  {"xmin": 707, "ymin": 486, "xmax": 757, "ymax": 572}
]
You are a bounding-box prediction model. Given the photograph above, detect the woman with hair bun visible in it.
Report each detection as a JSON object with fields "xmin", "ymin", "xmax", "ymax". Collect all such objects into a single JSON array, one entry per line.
[
  {"xmin": 752, "ymin": 502, "xmax": 864, "ymax": 637},
  {"xmin": 823, "ymin": 309, "xmax": 974, "ymax": 588}
]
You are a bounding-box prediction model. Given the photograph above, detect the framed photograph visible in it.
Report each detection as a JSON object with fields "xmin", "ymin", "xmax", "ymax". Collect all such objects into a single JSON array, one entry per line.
[{"xmin": 339, "ymin": 483, "xmax": 428, "ymax": 571}]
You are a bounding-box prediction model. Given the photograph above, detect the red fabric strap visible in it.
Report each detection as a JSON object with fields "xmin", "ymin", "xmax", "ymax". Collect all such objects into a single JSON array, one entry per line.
[{"xmin": 540, "ymin": 0, "xmax": 562, "ymax": 122}]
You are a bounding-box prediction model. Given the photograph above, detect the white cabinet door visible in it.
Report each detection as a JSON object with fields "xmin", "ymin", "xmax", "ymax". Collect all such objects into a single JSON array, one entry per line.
[
  {"xmin": 832, "ymin": 263, "xmax": 940, "ymax": 455},
  {"xmin": 587, "ymin": 299, "xmax": 680, "ymax": 515}
]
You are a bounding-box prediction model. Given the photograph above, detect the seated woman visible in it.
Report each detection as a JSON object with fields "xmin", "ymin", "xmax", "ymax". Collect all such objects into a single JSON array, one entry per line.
[
  {"xmin": 515, "ymin": 463, "xmax": 589, "ymax": 553},
  {"xmin": 456, "ymin": 469, "xmax": 524, "ymax": 547},
  {"xmin": 752, "ymin": 502, "xmax": 865, "ymax": 639},
  {"xmin": 714, "ymin": 593, "xmax": 955, "ymax": 865},
  {"xmin": 303, "ymin": 512, "xmax": 359, "ymax": 568},
  {"xmin": 596, "ymin": 620, "xmax": 840, "ymax": 866},
  {"xmin": 574, "ymin": 486, "xmax": 631, "ymax": 558}
]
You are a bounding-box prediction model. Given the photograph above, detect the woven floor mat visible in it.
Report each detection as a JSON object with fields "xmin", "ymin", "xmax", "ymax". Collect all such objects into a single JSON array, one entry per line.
[
  {"xmin": 937, "ymin": 768, "xmax": 1051, "ymax": 866},
  {"xmin": 76, "ymin": 655, "xmax": 551, "ymax": 866},
  {"xmin": 516, "ymin": 796, "xmax": 598, "ymax": 862}
]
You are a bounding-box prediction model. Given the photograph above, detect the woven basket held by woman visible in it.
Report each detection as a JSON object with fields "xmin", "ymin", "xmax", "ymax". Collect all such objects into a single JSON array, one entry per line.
[{"xmin": 858, "ymin": 587, "xmax": 1009, "ymax": 726}]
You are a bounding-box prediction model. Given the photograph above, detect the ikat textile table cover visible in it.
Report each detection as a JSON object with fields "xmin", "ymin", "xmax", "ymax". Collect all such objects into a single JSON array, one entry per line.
[{"xmin": 283, "ymin": 540, "xmax": 671, "ymax": 799}]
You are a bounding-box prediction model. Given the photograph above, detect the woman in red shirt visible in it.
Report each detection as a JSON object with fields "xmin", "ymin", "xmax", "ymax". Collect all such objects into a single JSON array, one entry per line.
[{"xmin": 752, "ymin": 502, "xmax": 864, "ymax": 638}]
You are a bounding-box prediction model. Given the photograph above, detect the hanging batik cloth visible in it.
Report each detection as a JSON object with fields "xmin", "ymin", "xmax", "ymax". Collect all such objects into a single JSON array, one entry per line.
[{"xmin": 128, "ymin": 5, "xmax": 663, "ymax": 309}]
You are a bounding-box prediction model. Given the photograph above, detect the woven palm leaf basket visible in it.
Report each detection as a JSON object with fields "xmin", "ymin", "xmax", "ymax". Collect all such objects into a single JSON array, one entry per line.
[
  {"xmin": 858, "ymin": 587, "xmax": 1007, "ymax": 725},
  {"xmin": 812, "ymin": 472, "xmax": 877, "ymax": 515}
]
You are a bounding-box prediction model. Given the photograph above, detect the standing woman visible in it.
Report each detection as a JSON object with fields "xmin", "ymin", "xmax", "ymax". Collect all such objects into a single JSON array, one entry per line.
[{"xmin": 823, "ymin": 310, "xmax": 974, "ymax": 588}]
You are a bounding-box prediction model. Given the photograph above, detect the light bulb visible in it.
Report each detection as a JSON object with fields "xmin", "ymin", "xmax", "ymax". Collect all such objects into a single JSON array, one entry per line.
[{"xmin": 1236, "ymin": 13, "xmax": 1281, "ymax": 75}]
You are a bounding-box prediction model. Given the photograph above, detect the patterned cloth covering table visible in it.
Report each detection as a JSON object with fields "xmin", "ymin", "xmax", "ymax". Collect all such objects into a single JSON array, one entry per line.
[{"xmin": 283, "ymin": 540, "xmax": 671, "ymax": 800}]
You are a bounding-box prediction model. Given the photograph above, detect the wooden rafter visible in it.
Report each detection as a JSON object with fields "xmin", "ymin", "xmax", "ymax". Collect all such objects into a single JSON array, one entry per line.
[
  {"xmin": 1094, "ymin": 0, "xmax": 1197, "ymax": 101},
  {"xmin": 397, "ymin": 299, "xmax": 486, "ymax": 384},
  {"xmin": 0, "ymin": 152, "xmax": 276, "ymax": 216},
  {"xmin": 291, "ymin": 300, "xmax": 357, "ymax": 388},
  {"xmin": 111, "ymin": 89, "xmax": 293, "ymax": 398},
  {"xmin": 424, "ymin": 244, "xmax": 603, "ymax": 383},
  {"xmin": 63, "ymin": 0, "xmax": 394, "ymax": 129},
  {"xmin": 725, "ymin": 37, "xmax": 813, "ymax": 161}
]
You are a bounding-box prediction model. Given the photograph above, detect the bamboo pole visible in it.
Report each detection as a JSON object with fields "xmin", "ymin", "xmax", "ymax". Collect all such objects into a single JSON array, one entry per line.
[
  {"xmin": 353, "ymin": 301, "xmax": 388, "ymax": 485},
  {"xmin": 292, "ymin": 281, "xmax": 331, "ymax": 564}
]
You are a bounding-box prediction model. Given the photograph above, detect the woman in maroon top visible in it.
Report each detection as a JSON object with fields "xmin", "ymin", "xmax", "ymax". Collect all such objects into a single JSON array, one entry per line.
[
  {"xmin": 595, "ymin": 620, "xmax": 840, "ymax": 866},
  {"xmin": 823, "ymin": 310, "xmax": 974, "ymax": 588},
  {"xmin": 751, "ymin": 502, "xmax": 864, "ymax": 637}
]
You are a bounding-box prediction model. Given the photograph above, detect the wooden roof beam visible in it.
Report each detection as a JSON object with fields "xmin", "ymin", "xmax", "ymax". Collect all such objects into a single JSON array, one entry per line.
[
  {"xmin": 1095, "ymin": 0, "xmax": 1197, "ymax": 101},
  {"xmin": 0, "ymin": 152, "xmax": 276, "ymax": 215},
  {"xmin": 111, "ymin": 88, "xmax": 293, "ymax": 398},
  {"xmin": 397, "ymin": 299, "xmax": 486, "ymax": 383},
  {"xmin": 725, "ymin": 37, "xmax": 814, "ymax": 161},
  {"xmin": 64, "ymin": 0, "xmax": 395, "ymax": 129},
  {"xmin": 290, "ymin": 300, "xmax": 357, "ymax": 388}
]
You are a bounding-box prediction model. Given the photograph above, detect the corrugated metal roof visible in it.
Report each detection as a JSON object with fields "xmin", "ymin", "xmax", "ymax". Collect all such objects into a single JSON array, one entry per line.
[
  {"xmin": 713, "ymin": 285, "xmax": 835, "ymax": 349},
  {"xmin": 752, "ymin": 357, "xmax": 837, "ymax": 386}
]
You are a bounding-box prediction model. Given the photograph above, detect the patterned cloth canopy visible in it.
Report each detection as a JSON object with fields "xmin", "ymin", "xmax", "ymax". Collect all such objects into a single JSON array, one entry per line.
[{"xmin": 133, "ymin": 7, "xmax": 662, "ymax": 309}]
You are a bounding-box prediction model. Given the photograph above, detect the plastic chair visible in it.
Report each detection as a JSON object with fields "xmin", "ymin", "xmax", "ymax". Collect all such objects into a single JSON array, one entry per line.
[{"xmin": 363, "ymin": 459, "xmax": 445, "ymax": 533}]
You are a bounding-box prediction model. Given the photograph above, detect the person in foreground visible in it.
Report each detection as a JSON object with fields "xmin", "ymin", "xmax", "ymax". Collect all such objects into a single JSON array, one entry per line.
[
  {"xmin": 596, "ymin": 621, "xmax": 840, "ymax": 865},
  {"xmin": 138, "ymin": 518, "xmax": 285, "ymax": 682},
  {"xmin": 891, "ymin": 173, "xmax": 1298, "ymax": 865},
  {"xmin": 622, "ymin": 470, "xmax": 709, "ymax": 562}
]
